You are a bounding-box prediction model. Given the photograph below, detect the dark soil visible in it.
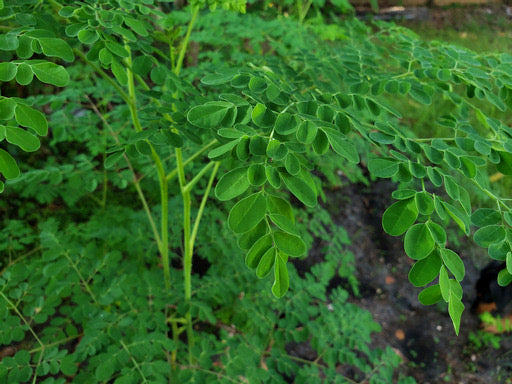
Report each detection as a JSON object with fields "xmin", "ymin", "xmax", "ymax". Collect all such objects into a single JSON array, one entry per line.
[{"xmin": 321, "ymin": 177, "xmax": 512, "ymax": 384}]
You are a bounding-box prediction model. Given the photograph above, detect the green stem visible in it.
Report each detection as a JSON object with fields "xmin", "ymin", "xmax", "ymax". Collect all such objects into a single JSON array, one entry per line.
[
  {"xmin": 74, "ymin": 49, "xmax": 131, "ymax": 105},
  {"xmin": 29, "ymin": 334, "xmax": 82, "ymax": 354},
  {"xmin": 184, "ymin": 161, "xmax": 215, "ymax": 193},
  {"xmin": 175, "ymin": 147, "xmax": 194, "ymax": 362},
  {"xmin": 174, "ymin": 6, "xmax": 199, "ymax": 76},
  {"xmin": 120, "ymin": 340, "xmax": 149, "ymax": 383},
  {"xmin": 63, "ymin": 250, "xmax": 98, "ymax": 304},
  {"xmin": 166, "ymin": 140, "xmax": 217, "ymax": 183},
  {"xmin": 189, "ymin": 162, "xmax": 220, "ymax": 252},
  {"xmin": 87, "ymin": 98, "xmax": 163, "ymax": 251},
  {"xmin": 0, "ymin": 291, "xmax": 44, "ymax": 347},
  {"xmin": 125, "ymin": 45, "xmax": 171, "ymax": 290}
]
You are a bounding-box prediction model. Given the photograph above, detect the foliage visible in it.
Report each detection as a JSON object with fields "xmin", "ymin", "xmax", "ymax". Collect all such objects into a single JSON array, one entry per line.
[{"xmin": 1, "ymin": 0, "xmax": 512, "ymax": 382}]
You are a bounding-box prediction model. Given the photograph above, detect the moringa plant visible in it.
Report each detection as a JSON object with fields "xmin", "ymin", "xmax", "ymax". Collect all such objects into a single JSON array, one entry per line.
[{"xmin": 1, "ymin": 0, "xmax": 512, "ymax": 382}]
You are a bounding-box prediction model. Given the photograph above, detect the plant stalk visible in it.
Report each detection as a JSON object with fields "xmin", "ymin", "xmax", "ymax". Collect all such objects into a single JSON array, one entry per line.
[
  {"xmin": 125, "ymin": 45, "xmax": 172, "ymax": 290},
  {"xmin": 174, "ymin": 6, "xmax": 199, "ymax": 76}
]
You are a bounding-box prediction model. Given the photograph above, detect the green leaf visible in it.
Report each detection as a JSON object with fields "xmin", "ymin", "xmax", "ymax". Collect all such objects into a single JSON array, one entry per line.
[
  {"xmin": 471, "ymin": 208, "xmax": 501, "ymax": 227},
  {"xmin": 215, "ymin": 166, "xmax": 249, "ymax": 201},
  {"xmin": 418, "ymin": 284, "xmax": 443, "ymax": 305},
  {"xmin": 104, "ymin": 150, "xmax": 125, "ymax": 169},
  {"xmin": 488, "ymin": 241, "xmax": 510, "ymax": 261},
  {"xmin": 266, "ymin": 139, "xmax": 287, "ymax": 161},
  {"xmin": 228, "ymin": 193, "xmax": 267, "ymax": 234},
  {"xmin": 16, "ymin": 62, "xmax": 33, "ymax": 85},
  {"xmin": 249, "ymin": 76, "xmax": 267, "ymax": 93},
  {"xmin": 37, "ymin": 38, "xmax": 74, "ymax": 62},
  {"xmin": 111, "ymin": 58, "xmax": 127, "ymax": 86},
  {"xmin": 217, "ymin": 128, "xmax": 245, "ymax": 139},
  {"xmin": 473, "ymin": 225, "xmax": 506, "ymax": 248},
  {"xmin": 296, "ymin": 121, "xmax": 317, "ymax": 144},
  {"xmin": 5, "ymin": 126, "xmax": 40, "ymax": 152},
  {"xmin": 238, "ymin": 220, "xmax": 267, "ymax": 250},
  {"xmin": 256, "ymin": 247, "xmax": 276, "ymax": 278},
  {"xmin": 246, "ymin": 234, "xmax": 272, "ymax": 269},
  {"xmin": 313, "ymin": 129, "xmax": 329, "ymax": 155},
  {"xmin": 188, "ymin": 102, "xmax": 233, "ymax": 129},
  {"xmin": 78, "ymin": 28, "xmax": 99, "ymax": 44},
  {"xmin": 208, "ymin": 140, "xmax": 238, "ymax": 160},
  {"xmin": 0, "ymin": 62, "xmax": 16, "ymax": 81},
  {"xmin": 95, "ymin": 360, "xmax": 114, "ymax": 381},
  {"xmin": 408, "ymin": 250, "xmax": 442, "ymax": 287},
  {"xmin": 265, "ymin": 166, "xmax": 281, "ymax": 188},
  {"xmin": 507, "ymin": 252, "xmax": 512, "ymax": 275},
  {"xmin": 135, "ymin": 140, "xmax": 151, "ymax": 156},
  {"xmin": 335, "ymin": 112, "xmax": 351, "ymax": 133},
  {"xmin": 0, "ymin": 34, "xmax": 18, "ymax": 50},
  {"xmin": 274, "ymin": 113, "xmax": 298, "ymax": 135},
  {"xmin": 132, "ymin": 55, "xmax": 153, "ymax": 76},
  {"xmin": 404, "ymin": 223, "xmax": 435, "ymax": 260},
  {"xmin": 269, "ymin": 214, "xmax": 298, "ymax": 236},
  {"xmin": 280, "ymin": 173, "xmax": 316, "ymax": 208},
  {"xmin": 392, "ymin": 189, "xmax": 416, "ymax": 200},
  {"xmin": 427, "ymin": 166, "xmax": 443, "ymax": 187},
  {"xmin": 236, "ymin": 137, "xmax": 250, "ymax": 161},
  {"xmin": 448, "ymin": 294, "xmax": 464, "ymax": 336},
  {"xmin": 251, "ymin": 103, "xmax": 275, "ymax": 129},
  {"xmin": 444, "ymin": 175, "xmax": 460, "ymax": 201},
  {"xmin": 247, "ymin": 164, "xmax": 266, "ymax": 186},
  {"xmin": 0, "ymin": 148, "xmax": 20, "ymax": 179},
  {"xmin": 497, "ymin": 268, "xmax": 512, "ymax": 286},
  {"xmin": 31, "ymin": 62, "xmax": 69, "ymax": 87},
  {"xmin": 323, "ymin": 127, "xmax": 359, "ymax": 164},
  {"xmin": 249, "ymin": 136, "xmax": 267, "ymax": 155},
  {"xmin": 201, "ymin": 73, "xmax": 235, "ymax": 86},
  {"xmin": 415, "ymin": 191, "xmax": 434, "ymax": 215},
  {"xmin": 460, "ymin": 157, "xmax": 476, "ymax": 178},
  {"xmin": 60, "ymin": 355, "xmax": 77, "ymax": 376},
  {"xmin": 440, "ymin": 249, "xmax": 465, "ymax": 282},
  {"xmin": 439, "ymin": 265, "xmax": 450, "ymax": 302},
  {"xmin": 0, "ymin": 98, "xmax": 16, "ymax": 120},
  {"xmin": 409, "ymin": 84, "xmax": 432, "ymax": 105},
  {"xmin": 496, "ymin": 151, "xmax": 512, "ymax": 175},
  {"xmin": 266, "ymin": 195, "xmax": 293, "ymax": 221},
  {"xmin": 14, "ymin": 350, "xmax": 30, "ymax": 365},
  {"xmin": 427, "ymin": 222, "xmax": 447, "ymax": 245},
  {"xmin": 442, "ymin": 201, "xmax": 470, "ymax": 235},
  {"xmin": 272, "ymin": 255, "xmax": 289, "ymax": 298},
  {"xmin": 14, "ymin": 103, "xmax": 48, "ymax": 135},
  {"xmin": 105, "ymin": 40, "xmax": 129, "ymax": 58},
  {"xmin": 368, "ymin": 157, "xmax": 399, "ymax": 178},
  {"xmin": 124, "ymin": 16, "xmax": 148, "ymax": 36},
  {"xmin": 382, "ymin": 198, "xmax": 418, "ymax": 236},
  {"xmin": 284, "ymin": 153, "xmax": 301, "ymax": 176},
  {"xmin": 274, "ymin": 231, "xmax": 306, "ymax": 257}
]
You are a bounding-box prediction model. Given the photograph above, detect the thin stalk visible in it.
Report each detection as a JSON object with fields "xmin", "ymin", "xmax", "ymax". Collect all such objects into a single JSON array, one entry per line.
[
  {"xmin": 74, "ymin": 49, "xmax": 131, "ymax": 105},
  {"xmin": 29, "ymin": 334, "xmax": 82, "ymax": 354},
  {"xmin": 166, "ymin": 140, "xmax": 217, "ymax": 183},
  {"xmin": 175, "ymin": 147, "xmax": 194, "ymax": 363},
  {"xmin": 120, "ymin": 340, "xmax": 149, "ymax": 384},
  {"xmin": 189, "ymin": 162, "xmax": 220, "ymax": 252},
  {"xmin": 125, "ymin": 45, "xmax": 171, "ymax": 290},
  {"xmin": 0, "ymin": 292, "xmax": 44, "ymax": 347},
  {"xmin": 174, "ymin": 6, "xmax": 199, "ymax": 76},
  {"xmin": 183, "ymin": 161, "xmax": 215, "ymax": 193},
  {"xmin": 63, "ymin": 251, "xmax": 98, "ymax": 304},
  {"xmin": 87, "ymin": 98, "xmax": 162, "ymax": 250}
]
